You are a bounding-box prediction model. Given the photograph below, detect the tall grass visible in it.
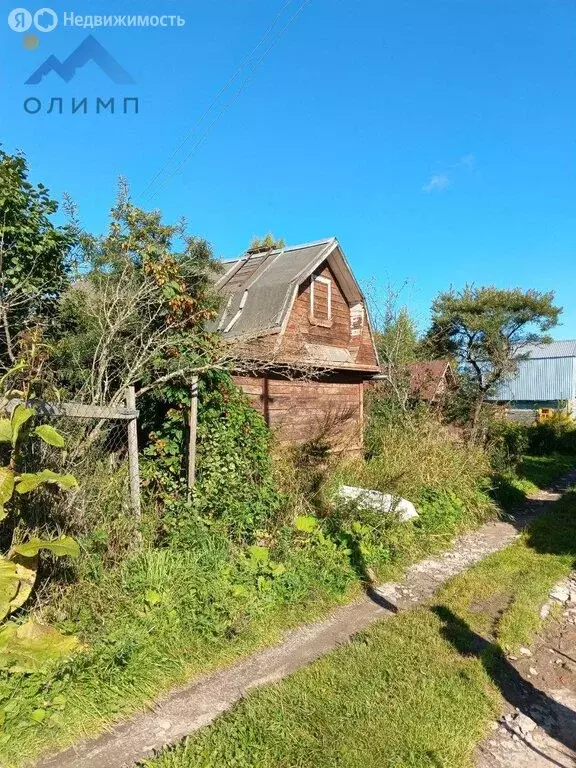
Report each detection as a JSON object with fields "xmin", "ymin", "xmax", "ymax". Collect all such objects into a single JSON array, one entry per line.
[{"xmin": 337, "ymin": 406, "xmax": 494, "ymax": 520}]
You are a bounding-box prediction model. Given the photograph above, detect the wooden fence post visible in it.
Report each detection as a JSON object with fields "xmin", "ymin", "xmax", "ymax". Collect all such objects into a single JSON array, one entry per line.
[
  {"xmin": 125, "ymin": 386, "xmax": 141, "ymax": 518},
  {"xmin": 187, "ymin": 375, "xmax": 199, "ymax": 502}
]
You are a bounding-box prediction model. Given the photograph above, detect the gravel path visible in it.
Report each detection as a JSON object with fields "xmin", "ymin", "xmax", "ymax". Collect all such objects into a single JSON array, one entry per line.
[{"xmin": 476, "ymin": 574, "xmax": 576, "ymax": 768}]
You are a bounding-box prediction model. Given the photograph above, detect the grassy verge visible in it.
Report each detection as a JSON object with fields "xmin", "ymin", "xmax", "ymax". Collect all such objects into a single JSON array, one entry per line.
[
  {"xmin": 493, "ymin": 451, "xmax": 576, "ymax": 510},
  {"xmin": 0, "ymin": 492, "xmax": 491, "ymax": 767},
  {"xmin": 146, "ymin": 490, "xmax": 576, "ymax": 768}
]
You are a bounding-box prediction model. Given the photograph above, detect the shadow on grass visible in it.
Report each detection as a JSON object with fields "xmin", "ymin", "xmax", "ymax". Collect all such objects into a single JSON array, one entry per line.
[
  {"xmin": 433, "ymin": 605, "xmax": 576, "ymax": 760},
  {"xmin": 435, "ymin": 480, "xmax": 576, "ymax": 760},
  {"xmin": 524, "ymin": 490, "xmax": 576, "ymax": 559}
]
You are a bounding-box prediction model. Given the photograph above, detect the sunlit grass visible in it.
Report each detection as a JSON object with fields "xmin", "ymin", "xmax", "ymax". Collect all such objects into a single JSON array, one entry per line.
[{"xmin": 147, "ymin": 491, "xmax": 576, "ymax": 768}]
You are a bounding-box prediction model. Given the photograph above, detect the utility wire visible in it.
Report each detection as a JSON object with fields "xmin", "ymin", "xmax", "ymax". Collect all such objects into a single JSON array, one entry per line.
[
  {"xmin": 142, "ymin": 0, "xmax": 312, "ymax": 202},
  {"xmin": 140, "ymin": 0, "xmax": 299, "ymax": 201}
]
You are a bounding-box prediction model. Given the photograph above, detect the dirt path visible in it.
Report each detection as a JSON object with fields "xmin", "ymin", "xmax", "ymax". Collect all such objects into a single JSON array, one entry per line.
[
  {"xmin": 36, "ymin": 472, "xmax": 576, "ymax": 768},
  {"xmin": 476, "ymin": 574, "xmax": 576, "ymax": 768}
]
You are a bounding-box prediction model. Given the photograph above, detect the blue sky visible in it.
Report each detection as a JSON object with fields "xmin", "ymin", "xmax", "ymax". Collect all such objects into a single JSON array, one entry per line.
[{"xmin": 1, "ymin": 0, "xmax": 575, "ymax": 335}]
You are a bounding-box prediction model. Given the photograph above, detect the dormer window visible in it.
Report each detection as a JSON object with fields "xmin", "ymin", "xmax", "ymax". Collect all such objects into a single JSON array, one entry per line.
[{"xmin": 310, "ymin": 275, "xmax": 332, "ymax": 325}]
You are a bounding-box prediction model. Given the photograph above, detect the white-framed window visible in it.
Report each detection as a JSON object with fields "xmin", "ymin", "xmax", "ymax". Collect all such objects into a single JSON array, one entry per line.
[{"xmin": 310, "ymin": 275, "xmax": 332, "ymax": 323}]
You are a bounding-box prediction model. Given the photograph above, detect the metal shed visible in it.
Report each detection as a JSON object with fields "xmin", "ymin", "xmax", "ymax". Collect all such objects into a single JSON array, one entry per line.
[{"xmin": 490, "ymin": 340, "xmax": 576, "ymax": 416}]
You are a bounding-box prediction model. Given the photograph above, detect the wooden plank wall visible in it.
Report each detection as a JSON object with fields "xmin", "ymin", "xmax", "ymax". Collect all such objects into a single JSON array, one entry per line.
[
  {"xmin": 282, "ymin": 262, "xmax": 378, "ymax": 370},
  {"xmin": 233, "ymin": 373, "xmax": 364, "ymax": 453}
]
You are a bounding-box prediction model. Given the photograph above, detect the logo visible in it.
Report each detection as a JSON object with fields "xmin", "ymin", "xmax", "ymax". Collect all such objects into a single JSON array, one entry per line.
[
  {"xmin": 8, "ymin": 8, "xmax": 32, "ymax": 31},
  {"xmin": 34, "ymin": 8, "xmax": 57, "ymax": 32},
  {"xmin": 26, "ymin": 35, "xmax": 135, "ymax": 84},
  {"xmin": 8, "ymin": 6, "xmax": 57, "ymax": 32}
]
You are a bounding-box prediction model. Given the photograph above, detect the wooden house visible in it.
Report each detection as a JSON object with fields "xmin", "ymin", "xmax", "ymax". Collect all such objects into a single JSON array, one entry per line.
[
  {"xmin": 211, "ymin": 238, "xmax": 380, "ymax": 453},
  {"xmin": 407, "ymin": 360, "xmax": 456, "ymax": 402}
]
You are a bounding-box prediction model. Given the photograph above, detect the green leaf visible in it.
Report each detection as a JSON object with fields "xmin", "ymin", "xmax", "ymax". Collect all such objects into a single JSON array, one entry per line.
[
  {"xmin": 144, "ymin": 589, "xmax": 162, "ymax": 606},
  {"xmin": 15, "ymin": 469, "xmax": 78, "ymax": 495},
  {"xmin": 34, "ymin": 425, "xmax": 65, "ymax": 449},
  {"xmin": 0, "ymin": 621, "xmax": 80, "ymax": 674},
  {"xmin": 10, "ymin": 405, "xmax": 34, "ymax": 447},
  {"xmin": 7, "ymin": 554, "xmax": 37, "ymax": 613},
  {"xmin": 0, "ymin": 468, "xmax": 15, "ymax": 505},
  {"xmin": 30, "ymin": 708, "xmax": 47, "ymax": 723},
  {"xmin": 294, "ymin": 515, "xmax": 319, "ymax": 533},
  {"xmin": 0, "ymin": 420, "xmax": 11, "ymax": 444},
  {"xmin": 269, "ymin": 563, "xmax": 286, "ymax": 577},
  {"xmin": 0, "ymin": 554, "xmax": 37, "ymax": 621},
  {"xmin": 247, "ymin": 545, "xmax": 269, "ymax": 563},
  {"xmin": 12, "ymin": 536, "xmax": 80, "ymax": 559},
  {"xmin": 0, "ymin": 559, "xmax": 20, "ymax": 622},
  {"xmin": 231, "ymin": 584, "xmax": 250, "ymax": 598},
  {"xmin": 50, "ymin": 694, "xmax": 67, "ymax": 710}
]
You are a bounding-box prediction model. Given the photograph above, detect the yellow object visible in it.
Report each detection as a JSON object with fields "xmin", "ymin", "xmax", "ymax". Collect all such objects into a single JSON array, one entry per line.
[{"xmin": 536, "ymin": 409, "xmax": 574, "ymax": 425}]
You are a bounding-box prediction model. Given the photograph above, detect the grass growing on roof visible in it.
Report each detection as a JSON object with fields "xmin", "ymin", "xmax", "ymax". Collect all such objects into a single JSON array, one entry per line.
[{"xmin": 146, "ymin": 490, "xmax": 576, "ymax": 768}]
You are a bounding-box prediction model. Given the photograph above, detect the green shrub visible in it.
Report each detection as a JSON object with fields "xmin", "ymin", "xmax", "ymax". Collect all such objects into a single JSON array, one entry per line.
[
  {"xmin": 416, "ymin": 489, "xmax": 467, "ymax": 534},
  {"xmin": 528, "ymin": 413, "xmax": 576, "ymax": 456},
  {"xmin": 143, "ymin": 372, "xmax": 283, "ymax": 542},
  {"xmin": 487, "ymin": 421, "xmax": 530, "ymax": 473}
]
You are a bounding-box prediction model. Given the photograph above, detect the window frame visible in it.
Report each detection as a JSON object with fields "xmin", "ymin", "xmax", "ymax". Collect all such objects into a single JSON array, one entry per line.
[{"xmin": 309, "ymin": 274, "xmax": 332, "ymax": 324}]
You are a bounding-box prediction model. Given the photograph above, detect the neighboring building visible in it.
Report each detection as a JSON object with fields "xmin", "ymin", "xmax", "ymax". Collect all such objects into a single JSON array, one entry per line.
[
  {"xmin": 408, "ymin": 360, "xmax": 456, "ymax": 402},
  {"xmin": 489, "ymin": 340, "xmax": 576, "ymax": 418},
  {"xmin": 210, "ymin": 238, "xmax": 380, "ymax": 453},
  {"xmin": 364, "ymin": 360, "xmax": 456, "ymax": 404}
]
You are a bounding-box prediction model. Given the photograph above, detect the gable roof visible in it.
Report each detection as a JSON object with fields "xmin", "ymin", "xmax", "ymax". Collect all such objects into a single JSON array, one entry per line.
[
  {"xmin": 514, "ymin": 340, "xmax": 576, "ymax": 360},
  {"xmin": 408, "ymin": 360, "xmax": 455, "ymax": 400},
  {"xmin": 209, "ymin": 238, "xmax": 365, "ymax": 340}
]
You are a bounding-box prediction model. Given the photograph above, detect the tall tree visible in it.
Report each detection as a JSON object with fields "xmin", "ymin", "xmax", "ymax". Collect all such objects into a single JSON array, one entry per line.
[
  {"xmin": 376, "ymin": 308, "xmax": 420, "ymax": 365},
  {"xmin": 427, "ymin": 285, "xmax": 561, "ymax": 438},
  {"xmin": 0, "ymin": 149, "xmax": 75, "ymax": 368},
  {"xmin": 55, "ymin": 181, "xmax": 222, "ymax": 405}
]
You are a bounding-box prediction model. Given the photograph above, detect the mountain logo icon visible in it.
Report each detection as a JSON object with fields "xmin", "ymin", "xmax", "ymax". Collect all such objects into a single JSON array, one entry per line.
[{"xmin": 26, "ymin": 34, "xmax": 135, "ymax": 85}]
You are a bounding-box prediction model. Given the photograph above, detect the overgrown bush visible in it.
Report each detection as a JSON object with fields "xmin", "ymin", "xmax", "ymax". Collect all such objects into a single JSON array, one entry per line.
[
  {"xmin": 143, "ymin": 372, "xmax": 284, "ymax": 543},
  {"xmin": 528, "ymin": 413, "xmax": 576, "ymax": 456},
  {"xmin": 487, "ymin": 421, "xmax": 530, "ymax": 473},
  {"xmin": 354, "ymin": 405, "xmax": 494, "ymax": 522}
]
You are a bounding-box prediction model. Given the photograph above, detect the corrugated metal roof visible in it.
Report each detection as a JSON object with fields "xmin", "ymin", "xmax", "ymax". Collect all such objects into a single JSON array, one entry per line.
[{"xmin": 516, "ymin": 340, "xmax": 576, "ymax": 359}]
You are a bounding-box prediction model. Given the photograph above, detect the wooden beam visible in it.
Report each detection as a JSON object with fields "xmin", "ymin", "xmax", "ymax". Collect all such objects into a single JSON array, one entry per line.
[
  {"xmin": 187, "ymin": 376, "xmax": 199, "ymax": 502},
  {"xmin": 0, "ymin": 399, "xmax": 138, "ymax": 421}
]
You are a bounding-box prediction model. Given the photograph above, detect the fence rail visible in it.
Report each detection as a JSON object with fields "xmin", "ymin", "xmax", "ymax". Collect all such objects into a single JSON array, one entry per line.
[
  {"xmin": 1, "ymin": 399, "xmax": 138, "ymax": 421},
  {"xmin": 1, "ymin": 389, "xmax": 141, "ymax": 517}
]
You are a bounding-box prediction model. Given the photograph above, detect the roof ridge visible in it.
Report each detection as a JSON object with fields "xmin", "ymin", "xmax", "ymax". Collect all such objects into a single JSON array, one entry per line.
[{"xmin": 218, "ymin": 237, "xmax": 335, "ymax": 264}]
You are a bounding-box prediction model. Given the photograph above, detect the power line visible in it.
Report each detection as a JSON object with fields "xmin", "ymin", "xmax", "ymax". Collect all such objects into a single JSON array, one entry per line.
[
  {"xmin": 143, "ymin": 0, "xmax": 312, "ymax": 203},
  {"xmin": 140, "ymin": 0, "xmax": 298, "ymax": 201}
]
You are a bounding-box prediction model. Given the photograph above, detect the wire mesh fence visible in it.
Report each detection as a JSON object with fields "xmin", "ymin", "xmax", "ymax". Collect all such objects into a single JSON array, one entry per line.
[{"xmin": 1, "ymin": 389, "xmax": 140, "ymax": 537}]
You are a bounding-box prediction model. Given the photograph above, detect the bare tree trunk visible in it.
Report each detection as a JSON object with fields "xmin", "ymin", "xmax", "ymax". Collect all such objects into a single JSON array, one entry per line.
[
  {"xmin": 0, "ymin": 304, "xmax": 15, "ymax": 364},
  {"xmin": 469, "ymin": 393, "xmax": 485, "ymax": 444}
]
